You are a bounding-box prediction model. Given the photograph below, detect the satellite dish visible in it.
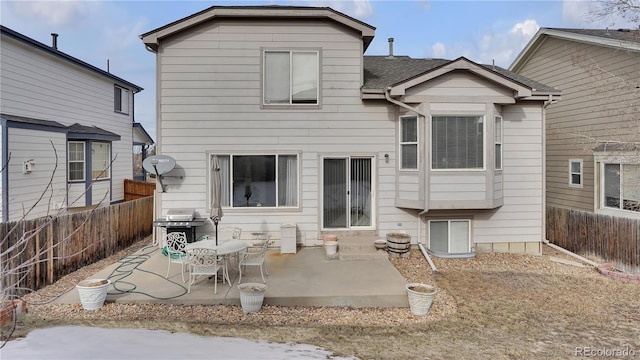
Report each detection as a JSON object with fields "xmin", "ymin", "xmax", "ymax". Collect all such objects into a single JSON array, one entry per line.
[
  {"xmin": 142, "ymin": 155, "xmax": 176, "ymax": 193},
  {"xmin": 143, "ymin": 155, "xmax": 176, "ymax": 175}
]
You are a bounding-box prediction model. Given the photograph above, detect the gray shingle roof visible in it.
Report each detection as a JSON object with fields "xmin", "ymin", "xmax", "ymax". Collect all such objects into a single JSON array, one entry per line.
[
  {"xmin": 1, "ymin": 113, "xmax": 67, "ymax": 129},
  {"xmin": 547, "ymin": 28, "xmax": 640, "ymax": 44},
  {"xmin": 363, "ymin": 56, "xmax": 559, "ymax": 94},
  {"xmin": 67, "ymin": 123, "xmax": 120, "ymax": 140}
]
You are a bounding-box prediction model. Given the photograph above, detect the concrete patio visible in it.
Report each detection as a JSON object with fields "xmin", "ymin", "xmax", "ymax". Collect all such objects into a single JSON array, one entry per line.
[{"xmin": 55, "ymin": 240, "xmax": 410, "ymax": 308}]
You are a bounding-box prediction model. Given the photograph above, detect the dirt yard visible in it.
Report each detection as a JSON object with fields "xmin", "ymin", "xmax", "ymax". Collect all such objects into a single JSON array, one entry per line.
[{"xmin": 4, "ymin": 240, "xmax": 640, "ymax": 359}]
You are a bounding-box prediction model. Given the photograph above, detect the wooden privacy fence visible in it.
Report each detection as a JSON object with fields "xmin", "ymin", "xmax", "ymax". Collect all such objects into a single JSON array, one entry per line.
[
  {"xmin": 0, "ymin": 196, "xmax": 154, "ymax": 295},
  {"xmin": 124, "ymin": 179, "xmax": 156, "ymax": 201},
  {"xmin": 546, "ymin": 205, "xmax": 640, "ymax": 273}
]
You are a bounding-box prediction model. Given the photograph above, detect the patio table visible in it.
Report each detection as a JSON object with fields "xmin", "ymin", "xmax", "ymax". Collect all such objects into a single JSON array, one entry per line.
[{"xmin": 185, "ymin": 240, "xmax": 248, "ymax": 284}]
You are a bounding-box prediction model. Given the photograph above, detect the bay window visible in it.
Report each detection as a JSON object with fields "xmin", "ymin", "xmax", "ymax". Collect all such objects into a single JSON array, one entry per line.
[
  {"xmin": 400, "ymin": 115, "xmax": 418, "ymax": 170},
  {"xmin": 432, "ymin": 115, "xmax": 484, "ymax": 169}
]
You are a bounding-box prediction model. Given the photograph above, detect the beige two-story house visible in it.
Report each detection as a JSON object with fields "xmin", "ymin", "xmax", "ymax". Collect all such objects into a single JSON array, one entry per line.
[{"xmin": 141, "ymin": 5, "xmax": 560, "ymax": 255}]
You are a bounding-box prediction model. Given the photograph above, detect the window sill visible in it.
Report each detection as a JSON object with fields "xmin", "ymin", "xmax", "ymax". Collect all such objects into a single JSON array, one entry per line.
[
  {"xmin": 595, "ymin": 208, "xmax": 640, "ymax": 219},
  {"xmin": 261, "ymin": 104, "xmax": 320, "ymax": 110}
]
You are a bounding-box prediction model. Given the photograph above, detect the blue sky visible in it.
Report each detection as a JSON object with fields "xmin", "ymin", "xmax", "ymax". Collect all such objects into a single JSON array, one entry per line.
[{"xmin": 0, "ymin": 0, "xmax": 632, "ymax": 143}]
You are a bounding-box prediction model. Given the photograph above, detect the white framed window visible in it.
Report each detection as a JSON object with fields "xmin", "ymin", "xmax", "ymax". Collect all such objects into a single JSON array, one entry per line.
[
  {"xmin": 569, "ymin": 159, "xmax": 583, "ymax": 187},
  {"xmin": 91, "ymin": 142, "xmax": 111, "ymax": 180},
  {"xmin": 432, "ymin": 115, "xmax": 484, "ymax": 170},
  {"xmin": 114, "ymin": 85, "xmax": 129, "ymax": 114},
  {"xmin": 428, "ymin": 219, "xmax": 471, "ymax": 254},
  {"xmin": 68, "ymin": 141, "xmax": 85, "ymax": 181},
  {"xmin": 494, "ymin": 116, "xmax": 503, "ymax": 170},
  {"xmin": 602, "ymin": 163, "xmax": 640, "ymax": 213},
  {"xmin": 212, "ymin": 154, "xmax": 299, "ymax": 208},
  {"xmin": 400, "ymin": 115, "xmax": 418, "ymax": 170},
  {"xmin": 263, "ymin": 50, "xmax": 319, "ymax": 105}
]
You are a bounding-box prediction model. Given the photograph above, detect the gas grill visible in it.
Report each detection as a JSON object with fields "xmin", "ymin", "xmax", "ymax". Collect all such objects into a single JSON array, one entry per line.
[{"xmin": 153, "ymin": 208, "xmax": 206, "ymax": 243}]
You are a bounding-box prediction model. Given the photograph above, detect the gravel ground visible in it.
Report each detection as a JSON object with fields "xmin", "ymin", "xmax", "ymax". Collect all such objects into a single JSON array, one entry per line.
[{"xmin": 5, "ymin": 238, "xmax": 640, "ymax": 359}]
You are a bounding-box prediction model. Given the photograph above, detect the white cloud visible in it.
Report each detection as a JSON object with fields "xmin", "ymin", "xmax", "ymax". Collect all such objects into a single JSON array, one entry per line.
[
  {"xmin": 352, "ymin": 0, "xmax": 374, "ymax": 18},
  {"xmin": 431, "ymin": 42, "xmax": 446, "ymax": 58},
  {"xmin": 510, "ymin": 19, "xmax": 539, "ymax": 38},
  {"xmin": 304, "ymin": 0, "xmax": 374, "ymax": 18},
  {"xmin": 473, "ymin": 19, "xmax": 540, "ymax": 67},
  {"xmin": 10, "ymin": 0, "xmax": 99, "ymax": 27}
]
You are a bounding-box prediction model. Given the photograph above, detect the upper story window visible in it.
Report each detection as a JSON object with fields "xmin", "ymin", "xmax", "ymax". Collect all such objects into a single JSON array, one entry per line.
[
  {"xmin": 212, "ymin": 154, "xmax": 299, "ymax": 208},
  {"xmin": 602, "ymin": 163, "xmax": 639, "ymax": 213},
  {"xmin": 400, "ymin": 115, "xmax": 418, "ymax": 170},
  {"xmin": 114, "ymin": 85, "xmax": 130, "ymax": 114},
  {"xmin": 432, "ymin": 115, "xmax": 484, "ymax": 170},
  {"xmin": 569, "ymin": 159, "xmax": 583, "ymax": 187},
  {"xmin": 264, "ymin": 50, "xmax": 318, "ymax": 105},
  {"xmin": 494, "ymin": 116, "xmax": 503, "ymax": 171}
]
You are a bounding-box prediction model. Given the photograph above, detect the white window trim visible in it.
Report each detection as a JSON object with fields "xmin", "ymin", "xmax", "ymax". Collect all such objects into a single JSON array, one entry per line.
[
  {"xmin": 569, "ymin": 159, "xmax": 583, "ymax": 188},
  {"xmin": 91, "ymin": 142, "xmax": 111, "ymax": 180},
  {"xmin": 209, "ymin": 152, "xmax": 301, "ymax": 210},
  {"xmin": 495, "ymin": 116, "xmax": 503, "ymax": 171},
  {"xmin": 430, "ymin": 114, "xmax": 486, "ymax": 172},
  {"xmin": 68, "ymin": 141, "xmax": 85, "ymax": 182},
  {"xmin": 262, "ymin": 49, "xmax": 320, "ymax": 107},
  {"xmin": 597, "ymin": 161, "xmax": 640, "ymax": 215},
  {"xmin": 399, "ymin": 115, "xmax": 418, "ymax": 171},
  {"xmin": 427, "ymin": 219, "xmax": 472, "ymax": 254}
]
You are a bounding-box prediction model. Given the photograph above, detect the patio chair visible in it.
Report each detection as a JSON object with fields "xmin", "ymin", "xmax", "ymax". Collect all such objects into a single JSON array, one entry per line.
[
  {"xmin": 217, "ymin": 227, "xmax": 242, "ymax": 243},
  {"xmin": 238, "ymin": 234, "xmax": 271, "ymax": 284},
  {"xmin": 165, "ymin": 232, "xmax": 188, "ymax": 283},
  {"xmin": 186, "ymin": 247, "xmax": 224, "ymax": 294}
]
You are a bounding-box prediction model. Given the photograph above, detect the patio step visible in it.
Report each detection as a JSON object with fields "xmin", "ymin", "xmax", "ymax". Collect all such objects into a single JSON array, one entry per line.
[{"xmin": 337, "ymin": 236, "xmax": 388, "ymax": 261}]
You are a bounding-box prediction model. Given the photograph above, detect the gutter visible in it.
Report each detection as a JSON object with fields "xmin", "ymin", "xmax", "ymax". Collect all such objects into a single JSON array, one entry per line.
[
  {"xmin": 418, "ymin": 243, "xmax": 439, "ymax": 273},
  {"xmin": 543, "ymin": 94, "xmax": 558, "ymax": 109},
  {"xmin": 384, "ymin": 87, "xmax": 428, "ymax": 117}
]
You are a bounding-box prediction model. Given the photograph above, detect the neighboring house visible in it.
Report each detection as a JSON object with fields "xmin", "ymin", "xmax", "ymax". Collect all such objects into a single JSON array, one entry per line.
[
  {"xmin": 0, "ymin": 26, "xmax": 152, "ymax": 222},
  {"xmin": 510, "ymin": 28, "xmax": 640, "ymax": 218},
  {"xmin": 140, "ymin": 5, "xmax": 560, "ymax": 255}
]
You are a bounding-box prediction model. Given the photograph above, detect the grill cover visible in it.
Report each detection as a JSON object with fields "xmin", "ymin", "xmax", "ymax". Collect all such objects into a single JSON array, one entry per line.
[{"xmin": 165, "ymin": 208, "xmax": 196, "ymax": 221}]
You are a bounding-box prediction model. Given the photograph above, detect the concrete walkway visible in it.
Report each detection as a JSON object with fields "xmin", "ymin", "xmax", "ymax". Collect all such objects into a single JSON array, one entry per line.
[{"xmin": 56, "ymin": 243, "xmax": 410, "ymax": 308}]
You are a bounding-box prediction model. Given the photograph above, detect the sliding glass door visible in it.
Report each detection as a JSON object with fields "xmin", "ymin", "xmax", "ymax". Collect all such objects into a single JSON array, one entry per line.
[{"xmin": 322, "ymin": 157, "xmax": 373, "ymax": 229}]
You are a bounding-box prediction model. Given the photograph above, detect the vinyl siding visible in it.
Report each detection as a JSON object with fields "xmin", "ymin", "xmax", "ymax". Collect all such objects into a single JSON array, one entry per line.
[
  {"xmin": 152, "ymin": 17, "xmax": 546, "ymax": 247},
  {"xmin": 155, "ymin": 19, "xmax": 418, "ymax": 242},
  {"xmin": 474, "ymin": 103, "xmax": 544, "ymax": 244},
  {"xmin": 0, "ymin": 35, "xmax": 135, "ymax": 220},
  {"xmin": 515, "ymin": 36, "xmax": 640, "ymax": 212},
  {"xmin": 5, "ymin": 128, "xmax": 67, "ymax": 220}
]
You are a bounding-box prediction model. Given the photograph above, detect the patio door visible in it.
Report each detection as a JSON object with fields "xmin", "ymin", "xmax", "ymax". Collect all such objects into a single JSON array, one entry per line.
[{"xmin": 322, "ymin": 157, "xmax": 374, "ymax": 229}]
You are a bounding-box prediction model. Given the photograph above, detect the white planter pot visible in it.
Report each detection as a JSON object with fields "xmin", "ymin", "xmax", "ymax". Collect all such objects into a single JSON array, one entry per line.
[
  {"xmin": 406, "ymin": 283, "xmax": 436, "ymax": 315},
  {"xmin": 238, "ymin": 283, "xmax": 266, "ymax": 313},
  {"xmin": 76, "ymin": 279, "xmax": 111, "ymax": 311},
  {"xmin": 324, "ymin": 241, "xmax": 338, "ymax": 256}
]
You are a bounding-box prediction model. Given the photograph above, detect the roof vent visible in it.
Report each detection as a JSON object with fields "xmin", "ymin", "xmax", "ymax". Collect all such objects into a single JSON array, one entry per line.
[
  {"xmin": 387, "ymin": 37, "xmax": 394, "ymax": 59},
  {"xmin": 51, "ymin": 33, "xmax": 58, "ymax": 49}
]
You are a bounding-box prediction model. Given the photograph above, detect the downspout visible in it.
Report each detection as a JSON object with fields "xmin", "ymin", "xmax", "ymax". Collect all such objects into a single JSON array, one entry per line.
[
  {"xmin": 538, "ymin": 94, "xmax": 594, "ymax": 266},
  {"xmin": 384, "ymin": 88, "xmax": 438, "ymax": 272}
]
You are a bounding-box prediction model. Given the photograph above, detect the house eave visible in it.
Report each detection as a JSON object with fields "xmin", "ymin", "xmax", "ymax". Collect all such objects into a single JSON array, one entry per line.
[
  {"xmin": 140, "ymin": 6, "xmax": 376, "ymax": 52},
  {"xmin": 1, "ymin": 25, "xmax": 143, "ymax": 92},
  {"xmin": 510, "ymin": 27, "xmax": 640, "ymax": 72},
  {"xmin": 388, "ymin": 57, "xmax": 533, "ymax": 98}
]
